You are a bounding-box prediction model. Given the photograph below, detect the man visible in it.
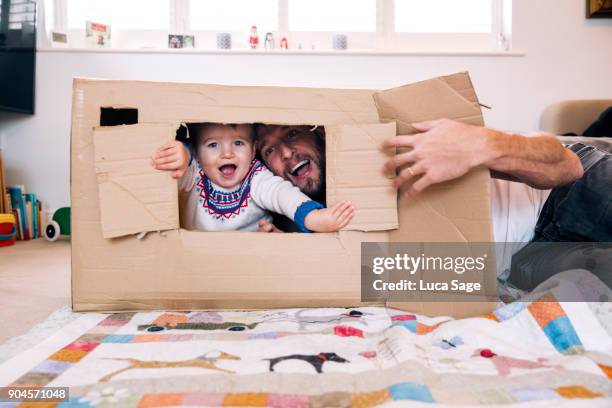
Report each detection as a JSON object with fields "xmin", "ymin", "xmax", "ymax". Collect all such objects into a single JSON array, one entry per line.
[
  {"xmin": 255, "ymin": 120, "xmax": 611, "ymax": 290},
  {"xmin": 255, "ymin": 124, "xmax": 326, "ymax": 232}
]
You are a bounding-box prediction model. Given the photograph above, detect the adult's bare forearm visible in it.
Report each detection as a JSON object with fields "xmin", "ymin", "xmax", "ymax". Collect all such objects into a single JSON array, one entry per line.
[
  {"xmin": 482, "ymin": 130, "xmax": 584, "ymax": 189},
  {"xmin": 382, "ymin": 119, "xmax": 585, "ymax": 199}
]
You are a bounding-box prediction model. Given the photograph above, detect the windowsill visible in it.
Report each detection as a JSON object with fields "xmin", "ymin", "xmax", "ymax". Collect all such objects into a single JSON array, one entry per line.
[{"xmin": 37, "ymin": 47, "xmax": 525, "ymax": 57}]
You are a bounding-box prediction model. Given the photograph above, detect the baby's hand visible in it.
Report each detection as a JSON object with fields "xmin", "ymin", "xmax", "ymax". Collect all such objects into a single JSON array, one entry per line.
[
  {"xmin": 257, "ymin": 220, "xmax": 284, "ymax": 233},
  {"xmin": 304, "ymin": 201, "xmax": 355, "ymax": 233},
  {"xmin": 152, "ymin": 141, "xmax": 190, "ymax": 179}
]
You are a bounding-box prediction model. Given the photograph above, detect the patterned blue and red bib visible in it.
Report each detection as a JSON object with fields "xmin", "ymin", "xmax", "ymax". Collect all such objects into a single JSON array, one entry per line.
[{"xmin": 196, "ymin": 159, "xmax": 265, "ymax": 220}]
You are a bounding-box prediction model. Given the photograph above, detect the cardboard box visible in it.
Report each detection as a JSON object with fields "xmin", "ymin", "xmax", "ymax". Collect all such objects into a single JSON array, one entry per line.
[{"xmin": 71, "ymin": 72, "xmax": 495, "ymax": 317}]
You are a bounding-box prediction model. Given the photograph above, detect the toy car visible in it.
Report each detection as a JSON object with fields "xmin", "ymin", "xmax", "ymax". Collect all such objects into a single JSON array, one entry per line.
[
  {"xmin": 45, "ymin": 207, "xmax": 71, "ymax": 241},
  {"xmin": 136, "ymin": 312, "xmax": 259, "ymax": 332},
  {"xmin": 138, "ymin": 322, "xmax": 258, "ymax": 332}
]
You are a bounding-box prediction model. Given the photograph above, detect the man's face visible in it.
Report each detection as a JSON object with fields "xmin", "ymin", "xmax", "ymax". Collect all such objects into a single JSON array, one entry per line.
[{"xmin": 257, "ymin": 126, "xmax": 324, "ymax": 197}]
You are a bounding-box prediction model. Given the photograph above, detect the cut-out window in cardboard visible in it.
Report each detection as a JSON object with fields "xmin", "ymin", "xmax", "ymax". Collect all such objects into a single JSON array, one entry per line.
[{"xmin": 93, "ymin": 121, "xmax": 397, "ymax": 237}]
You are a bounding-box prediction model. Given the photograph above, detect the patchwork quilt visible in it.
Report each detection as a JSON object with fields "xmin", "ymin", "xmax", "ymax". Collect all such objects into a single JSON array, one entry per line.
[{"xmin": 1, "ymin": 279, "xmax": 611, "ymax": 407}]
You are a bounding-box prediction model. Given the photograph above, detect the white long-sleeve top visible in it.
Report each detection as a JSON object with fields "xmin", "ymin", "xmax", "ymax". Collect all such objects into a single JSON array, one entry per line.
[
  {"xmin": 179, "ymin": 159, "xmax": 318, "ymax": 232},
  {"xmin": 490, "ymin": 178, "xmax": 551, "ymax": 280}
]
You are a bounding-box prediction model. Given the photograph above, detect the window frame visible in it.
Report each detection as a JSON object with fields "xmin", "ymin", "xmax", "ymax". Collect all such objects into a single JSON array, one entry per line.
[{"xmin": 48, "ymin": 0, "xmax": 510, "ymax": 52}]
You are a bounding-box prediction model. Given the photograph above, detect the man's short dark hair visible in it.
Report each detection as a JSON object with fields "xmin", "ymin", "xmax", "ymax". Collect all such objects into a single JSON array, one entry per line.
[{"xmin": 254, "ymin": 124, "xmax": 325, "ymax": 148}]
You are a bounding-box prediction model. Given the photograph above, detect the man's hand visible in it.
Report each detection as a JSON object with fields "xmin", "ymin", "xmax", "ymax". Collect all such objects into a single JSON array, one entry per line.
[
  {"xmin": 304, "ymin": 201, "xmax": 355, "ymax": 233},
  {"xmin": 257, "ymin": 220, "xmax": 284, "ymax": 233},
  {"xmin": 382, "ymin": 119, "xmax": 491, "ymax": 198},
  {"xmin": 152, "ymin": 141, "xmax": 190, "ymax": 179},
  {"xmin": 382, "ymin": 118, "xmax": 583, "ymax": 197}
]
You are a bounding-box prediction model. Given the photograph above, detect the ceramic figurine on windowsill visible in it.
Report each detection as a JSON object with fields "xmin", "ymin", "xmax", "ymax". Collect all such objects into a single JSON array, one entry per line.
[
  {"xmin": 264, "ymin": 32, "xmax": 275, "ymax": 50},
  {"xmin": 280, "ymin": 37, "xmax": 288, "ymax": 50},
  {"xmin": 249, "ymin": 25, "xmax": 259, "ymax": 49}
]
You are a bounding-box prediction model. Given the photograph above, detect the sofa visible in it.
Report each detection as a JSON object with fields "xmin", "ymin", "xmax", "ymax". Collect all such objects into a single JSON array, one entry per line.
[{"xmin": 541, "ymin": 99, "xmax": 612, "ymax": 153}]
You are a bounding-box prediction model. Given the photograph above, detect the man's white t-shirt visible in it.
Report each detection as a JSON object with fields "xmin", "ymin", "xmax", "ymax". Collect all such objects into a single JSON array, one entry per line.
[{"xmin": 490, "ymin": 178, "xmax": 552, "ymax": 279}]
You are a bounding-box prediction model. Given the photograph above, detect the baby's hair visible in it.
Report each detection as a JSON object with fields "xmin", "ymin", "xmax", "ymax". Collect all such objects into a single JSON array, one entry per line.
[{"xmin": 188, "ymin": 123, "xmax": 254, "ymax": 147}]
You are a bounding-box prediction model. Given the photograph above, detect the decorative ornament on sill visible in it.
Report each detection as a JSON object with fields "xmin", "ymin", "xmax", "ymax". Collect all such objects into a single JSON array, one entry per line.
[
  {"xmin": 497, "ymin": 33, "xmax": 510, "ymax": 52},
  {"xmin": 280, "ymin": 37, "xmax": 288, "ymax": 50},
  {"xmin": 182, "ymin": 35, "xmax": 195, "ymax": 49},
  {"xmin": 249, "ymin": 25, "xmax": 259, "ymax": 49},
  {"xmin": 264, "ymin": 32, "xmax": 275, "ymax": 50},
  {"xmin": 332, "ymin": 34, "xmax": 348, "ymax": 50},
  {"xmin": 217, "ymin": 32, "xmax": 232, "ymax": 50}
]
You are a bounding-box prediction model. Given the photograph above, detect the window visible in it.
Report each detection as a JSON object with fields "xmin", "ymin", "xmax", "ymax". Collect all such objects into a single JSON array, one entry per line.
[
  {"xmin": 289, "ymin": 0, "xmax": 376, "ymax": 32},
  {"xmin": 389, "ymin": 0, "xmax": 502, "ymax": 51},
  {"xmin": 395, "ymin": 0, "xmax": 493, "ymax": 33},
  {"xmin": 66, "ymin": 0, "xmax": 170, "ymax": 30},
  {"xmin": 46, "ymin": 0, "xmax": 509, "ymax": 52},
  {"xmin": 189, "ymin": 0, "xmax": 278, "ymax": 32}
]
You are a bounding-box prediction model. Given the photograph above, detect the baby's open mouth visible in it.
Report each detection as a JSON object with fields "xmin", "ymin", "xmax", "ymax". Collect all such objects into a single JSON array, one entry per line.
[
  {"xmin": 219, "ymin": 164, "xmax": 237, "ymax": 178},
  {"xmin": 290, "ymin": 160, "xmax": 311, "ymax": 178}
]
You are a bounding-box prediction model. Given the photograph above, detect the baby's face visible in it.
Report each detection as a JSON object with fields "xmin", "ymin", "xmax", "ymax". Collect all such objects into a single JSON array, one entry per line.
[{"xmin": 197, "ymin": 125, "xmax": 255, "ymax": 189}]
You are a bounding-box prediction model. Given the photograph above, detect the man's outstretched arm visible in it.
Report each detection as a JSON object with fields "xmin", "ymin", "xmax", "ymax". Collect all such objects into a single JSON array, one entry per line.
[
  {"xmin": 382, "ymin": 119, "xmax": 584, "ymax": 198},
  {"xmin": 484, "ymin": 128, "xmax": 584, "ymax": 188}
]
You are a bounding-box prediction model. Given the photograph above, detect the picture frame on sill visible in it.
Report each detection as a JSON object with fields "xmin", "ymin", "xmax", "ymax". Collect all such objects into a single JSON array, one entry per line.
[
  {"xmin": 85, "ymin": 21, "xmax": 111, "ymax": 48},
  {"xmin": 51, "ymin": 32, "xmax": 69, "ymax": 48},
  {"xmin": 168, "ymin": 35, "xmax": 195, "ymax": 49}
]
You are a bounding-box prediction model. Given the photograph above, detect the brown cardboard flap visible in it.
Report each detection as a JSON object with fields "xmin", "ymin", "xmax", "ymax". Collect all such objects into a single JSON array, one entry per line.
[
  {"xmin": 374, "ymin": 71, "xmax": 484, "ymax": 135},
  {"xmin": 93, "ymin": 123, "xmax": 179, "ymax": 238},
  {"xmin": 326, "ymin": 123, "xmax": 398, "ymax": 231},
  {"xmin": 373, "ymin": 72, "xmax": 492, "ymax": 243}
]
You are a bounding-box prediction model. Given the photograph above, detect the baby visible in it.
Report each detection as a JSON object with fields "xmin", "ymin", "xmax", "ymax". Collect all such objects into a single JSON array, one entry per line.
[{"xmin": 152, "ymin": 123, "xmax": 354, "ymax": 232}]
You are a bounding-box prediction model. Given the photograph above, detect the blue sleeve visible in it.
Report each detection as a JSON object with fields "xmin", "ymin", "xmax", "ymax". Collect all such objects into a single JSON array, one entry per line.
[
  {"xmin": 294, "ymin": 200, "xmax": 325, "ymax": 233},
  {"xmin": 181, "ymin": 141, "xmax": 194, "ymax": 165}
]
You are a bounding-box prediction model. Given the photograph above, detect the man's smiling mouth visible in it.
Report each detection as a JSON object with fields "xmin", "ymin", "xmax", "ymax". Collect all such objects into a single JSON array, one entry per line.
[{"xmin": 290, "ymin": 160, "xmax": 311, "ymax": 178}]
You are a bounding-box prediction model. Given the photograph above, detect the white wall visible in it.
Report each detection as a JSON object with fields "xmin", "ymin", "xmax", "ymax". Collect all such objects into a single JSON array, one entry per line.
[{"xmin": 1, "ymin": 0, "xmax": 611, "ymax": 209}]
